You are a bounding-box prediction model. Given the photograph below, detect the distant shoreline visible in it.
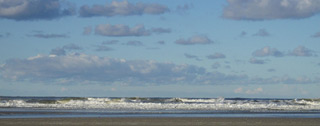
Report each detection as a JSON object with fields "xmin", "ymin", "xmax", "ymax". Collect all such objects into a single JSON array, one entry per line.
[{"xmin": 1, "ymin": 117, "xmax": 320, "ymax": 126}]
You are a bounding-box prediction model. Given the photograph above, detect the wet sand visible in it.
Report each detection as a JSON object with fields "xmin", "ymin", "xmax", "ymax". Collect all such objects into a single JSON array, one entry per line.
[{"xmin": 1, "ymin": 117, "xmax": 320, "ymax": 126}]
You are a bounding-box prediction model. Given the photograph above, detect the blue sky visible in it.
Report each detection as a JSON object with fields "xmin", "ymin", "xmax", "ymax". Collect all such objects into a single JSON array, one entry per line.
[{"xmin": 1, "ymin": 0, "xmax": 320, "ymax": 98}]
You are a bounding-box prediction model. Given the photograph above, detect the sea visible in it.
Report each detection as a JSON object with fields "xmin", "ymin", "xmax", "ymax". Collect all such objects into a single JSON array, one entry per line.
[{"xmin": 1, "ymin": 96, "xmax": 320, "ymax": 118}]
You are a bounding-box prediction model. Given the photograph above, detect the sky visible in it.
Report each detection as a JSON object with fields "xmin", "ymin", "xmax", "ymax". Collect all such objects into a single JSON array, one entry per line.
[{"xmin": 0, "ymin": 0, "xmax": 320, "ymax": 98}]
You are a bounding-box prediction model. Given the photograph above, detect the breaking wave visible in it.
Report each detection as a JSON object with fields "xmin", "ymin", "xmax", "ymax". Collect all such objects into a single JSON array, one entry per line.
[{"xmin": 1, "ymin": 97, "xmax": 320, "ymax": 112}]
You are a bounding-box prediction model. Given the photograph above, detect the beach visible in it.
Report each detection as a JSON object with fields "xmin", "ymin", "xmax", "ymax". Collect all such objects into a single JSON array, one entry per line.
[{"xmin": 1, "ymin": 117, "xmax": 320, "ymax": 126}]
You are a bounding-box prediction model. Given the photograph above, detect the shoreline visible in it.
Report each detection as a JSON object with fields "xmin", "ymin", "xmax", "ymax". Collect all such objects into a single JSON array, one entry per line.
[{"xmin": 1, "ymin": 117, "xmax": 320, "ymax": 126}]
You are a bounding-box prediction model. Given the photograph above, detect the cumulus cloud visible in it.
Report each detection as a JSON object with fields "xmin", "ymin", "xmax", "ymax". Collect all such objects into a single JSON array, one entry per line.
[
  {"xmin": 0, "ymin": 0, "xmax": 75, "ymax": 21},
  {"xmin": 223, "ymin": 0, "xmax": 320, "ymax": 20},
  {"xmin": 249, "ymin": 58, "xmax": 267, "ymax": 64},
  {"xmin": 94, "ymin": 24, "xmax": 170, "ymax": 37},
  {"xmin": 207, "ymin": 53, "xmax": 226, "ymax": 60},
  {"xmin": 289, "ymin": 46, "xmax": 316, "ymax": 57},
  {"xmin": 79, "ymin": 0, "xmax": 169, "ymax": 17},
  {"xmin": 253, "ymin": 29, "xmax": 270, "ymax": 37},
  {"xmin": 252, "ymin": 46, "xmax": 284, "ymax": 57},
  {"xmin": 175, "ymin": 35, "xmax": 213, "ymax": 45}
]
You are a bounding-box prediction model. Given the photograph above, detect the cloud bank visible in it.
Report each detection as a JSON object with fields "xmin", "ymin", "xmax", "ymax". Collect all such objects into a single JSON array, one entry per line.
[
  {"xmin": 0, "ymin": 0, "xmax": 75, "ymax": 21},
  {"xmin": 0, "ymin": 53, "xmax": 205, "ymax": 85},
  {"xmin": 1, "ymin": 53, "xmax": 317, "ymax": 85},
  {"xmin": 223, "ymin": 0, "xmax": 320, "ymax": 20},
  {"xmin": 79, "ymin": 0, "xmax": 169, "ymax": 17}
]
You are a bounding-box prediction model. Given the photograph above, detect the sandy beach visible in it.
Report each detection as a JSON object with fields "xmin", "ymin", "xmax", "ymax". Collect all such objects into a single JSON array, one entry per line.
[{"xmin": 1, "ymin": 117, "xmax": 320, "ymax": 126}]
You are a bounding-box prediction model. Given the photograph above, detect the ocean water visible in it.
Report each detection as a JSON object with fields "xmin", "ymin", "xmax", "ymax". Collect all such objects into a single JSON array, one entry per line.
[{"xmin": 1, "ymin": 96, "xmax": 320, "ymax": 118}]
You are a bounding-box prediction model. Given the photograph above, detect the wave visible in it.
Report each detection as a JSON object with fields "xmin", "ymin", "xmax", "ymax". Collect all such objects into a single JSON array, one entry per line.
[{"xmin": 1, "ymin": 97, "xmax": 320, "ymax": 112}]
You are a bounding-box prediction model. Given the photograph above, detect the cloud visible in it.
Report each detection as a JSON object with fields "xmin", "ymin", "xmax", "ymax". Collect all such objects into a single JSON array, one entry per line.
[
  {"xmin": 95, "ymin": 45, "xmax": 113, "ymax": 52},
  {"xmin": 234, "ymin": 87, "xmax": 263, "ymax": 95},
  {"xmin": 50, "ymin": 44, "xmax": 82, "ymax": 56},
  {"xmin": 251, "ymin": 76, "xmax": 317, "ymax": 84},
  {"xmin": 267, "ymin": 68, "xmax": 276, "ymax": 72},
  {"xmin": 0, "ymin": 32, "xmax": 10, "ymax": 38},
  {"xmin": 175, "ymin": 35, "xmax": 213, "ymax": 45},
  {"xmin": 1, "ymin": 53, "xmax": 319, "ymax": 85},
  {"xmin": 151, "ymin": 28, "xmax": 171, "ymax": 34},
  {"xmin": 176, "ymin": 3, "xmax": 193, "ymax": 14},
  {"xmin": 253, "ymin": 29, "xmax": 270, "ymax": 37},
  {"xmin": 157, "ymin": 40, "xmax": 165, "ymax": 45},
  {"xmin": 62, "ymin": 44, "xmax": 83, "ymax": 50},
  {"xmin": 0, "ymin": 53, "xmax": 205, "ymax": 85},
  {"xmin": 102, "ymin": 40, "xmax": 119, "ymax": 45},
  {"xmin": 198, "ymin": 72, "xmax": 249, "ymax": 85},
  {"xmin": 94, "ymin": 24, "xmax": 170, "ymax": 37},
  {"xmin": 211, "ymin": 62, "xmax": 221, "ymax": 69},
  {"xmin": 249, "ymin": 58, "xmax": 267, "ymax": 64},
  {"xmin": 83, "ymin": 26, "xmax": 92, "ymax": 35},
  {"xmin": 28, "ymin": 32, "xmax": 69, "ymax": 39},
  {"xmin": 207, "ymin": 53, "xmax": 226, "ymax": 60},
  {"xmin": 223, "ymin": 0, "xmax": 320, "ymax": 20},
  {"xmin": 79, "ymin": 0, "xmax": 169, "ymax": 17},
  {"xmin": 252, "ymin": 46, "xmax": 284, "ymax": 57},
  {"xmin": 0, "ymin": 0, "xmax": 75, "ymax": 21},
  {"xmin": 240, "ymin": 31, "xmax": 247, "ymax": 37},
  {"xmin": 184, "ymin": 53, "xmax": 201, "ymax": 61},
  {"xmin": 246, "ymin": 88, "xmax": 263, "ymax": 94},
  {"xmin": 311, "ymin": 32, "xmax": 320, "ymax": 38},
  {"xmin": 124, "ymin": 41, "xmax": 144, "ymax": 46},
  {"xmin": 289, "ymin": 46, "xmax": 316, "ymax": 57}
]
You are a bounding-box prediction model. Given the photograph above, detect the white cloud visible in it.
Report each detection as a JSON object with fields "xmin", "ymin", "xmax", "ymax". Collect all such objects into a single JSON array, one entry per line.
[
  {"xmin": 223, "ymin": 0, "xmax": 320, "ymax": 20},
  {"xmin": 79, "ymin": 0, "xmax": 169, "ymax": 17}
]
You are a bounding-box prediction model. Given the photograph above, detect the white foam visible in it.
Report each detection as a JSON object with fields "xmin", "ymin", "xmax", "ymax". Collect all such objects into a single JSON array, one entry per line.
[{"xmin": 1, "ymin": 98, "xmax": 320, "ymax": 112}]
